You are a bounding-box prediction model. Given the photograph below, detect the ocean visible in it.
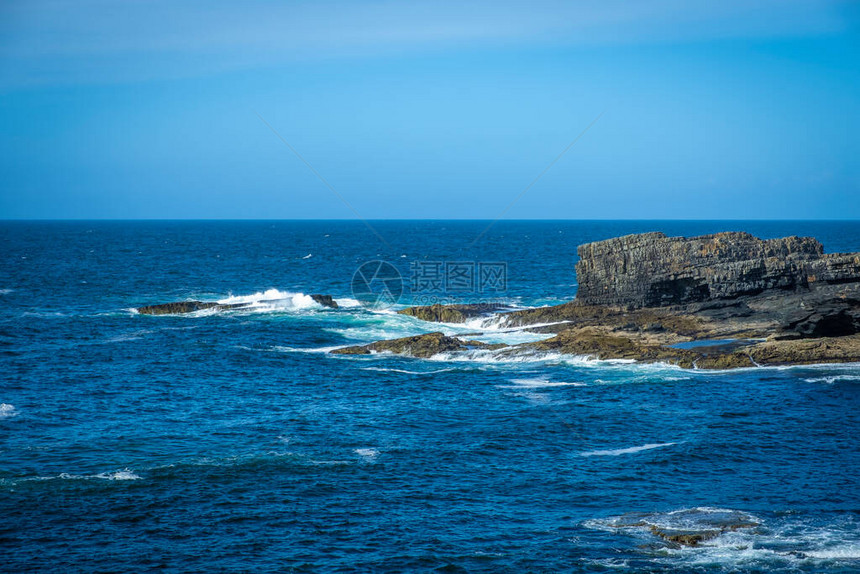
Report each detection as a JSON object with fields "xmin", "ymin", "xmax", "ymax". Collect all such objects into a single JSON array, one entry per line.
[{"xmin": 1, "ymin": 220, "xmax": 859, "ymax": 572}]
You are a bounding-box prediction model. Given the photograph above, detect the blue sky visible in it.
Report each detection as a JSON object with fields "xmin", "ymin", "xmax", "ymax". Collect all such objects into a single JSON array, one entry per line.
[{"xmin": 1, "ymin": 0, "xmax": 858, "ymax": 219}]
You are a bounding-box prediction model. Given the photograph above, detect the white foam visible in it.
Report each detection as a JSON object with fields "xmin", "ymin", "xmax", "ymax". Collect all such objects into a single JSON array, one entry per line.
[
  {"xmin": 217, "ymin": 289, "xmax": 321, "ymax": 312},
  {"xmin": 361, "ymin": 367, "xmax": 455, "ymax": 375},
  {"xmin": 275, "ymin": 345, "xmax": 346, "ymax": 354},
  {"xmin": 354, "ymin": 448, "xmax": 379, "ymax": 460},
  {"xmin": 302, "ymin": 253, "xmax": 312, "ymax": 259},
  {"xmin": 0, "ymin": 403, "xmax": 17, "ymax": 419},
  {"xmin": 95, "ymin": 470, "xmax": 142, "ymax": 481},
  {"xmin": 334, "ymin": 297, "xmax": 362, "ymax": 308},
  {"xmin": 804, "ymin": 375, "xmax": 860, "ymax": 384},
  {"xmin": 580, "ymin": 442, "xmax": 675, "ymax": 457},
  {"xmin": 0, "ymin": 288, "xmax": 13, "ymax": 295},
  {"xmin": 802, "ymin": 544, "xmax": 860, "ymax": 559}
]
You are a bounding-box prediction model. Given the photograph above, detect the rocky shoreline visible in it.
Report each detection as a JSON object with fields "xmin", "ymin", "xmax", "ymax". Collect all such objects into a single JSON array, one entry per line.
[{"xmin": 332, "ymin": 232, "xmax": 860, "ymax": 369}]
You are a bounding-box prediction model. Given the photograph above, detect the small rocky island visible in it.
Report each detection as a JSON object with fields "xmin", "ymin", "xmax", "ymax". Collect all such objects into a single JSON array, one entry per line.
[{"xmin": 333, "ymin": 232, "xmax": 860, "ymax": 368}]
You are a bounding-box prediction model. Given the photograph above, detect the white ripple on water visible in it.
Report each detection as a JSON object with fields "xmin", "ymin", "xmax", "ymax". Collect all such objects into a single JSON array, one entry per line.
[
  {"xmin": 354, "ymin": 448, "xmax": 380, "ymax": 461},
  {"xmin": 804, "ymin": 374, "xmax": 860, "ymax": 384},
  {"xmin": 0, "ymin": 403, "xmax": 17, "ymax": 419},
  {"xmin": 506, "ymin": 376, "xmax": 586, "ymax": 388},
  {"xmin": 580, "ymin": 442, "xmax": 676, "ymax": 457},
  {"xmin": 29, "ymin": 469, "xmax": 142, "ymax": 481}
]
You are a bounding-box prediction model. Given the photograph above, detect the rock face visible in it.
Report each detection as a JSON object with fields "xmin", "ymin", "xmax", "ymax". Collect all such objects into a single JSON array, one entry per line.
[{"xmin": 575, "ymin": 231, "xmax": 860, "ymax": 308}]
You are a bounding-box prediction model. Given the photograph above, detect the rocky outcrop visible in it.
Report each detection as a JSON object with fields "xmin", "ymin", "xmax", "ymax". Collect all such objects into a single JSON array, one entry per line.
[
  {"xmin": 602, "ymin": 508, "xmax": 760, "ymax": 548},
  {"xmin": 331, "ymin": 332, "xmax": 499, "ymax": 358},
  {"xmin": 330, "ymin": 232, "xmax": 860, "ymax": 368},
  {"xmin": 138, "ymin": 293, "xmax": 338, "ymax": 314},
  {"xmin": 137, "ymin": 301, "xmax": 234, "ymax": 315},
  {"xmin": 575, "ymin": 231, "xmax": 860, "ymax": 308},
  {"xmin": 398, "ymin": 303, "xmax": 508, "ymax": 323},
  {"xmin": 310, "ymin": 294, "xmax": 338, "ymax": 309}
]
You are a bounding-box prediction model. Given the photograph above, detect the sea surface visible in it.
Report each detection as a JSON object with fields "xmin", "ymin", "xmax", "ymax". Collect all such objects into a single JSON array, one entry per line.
[{"xmin": 1, "ymin": 220, "xmax": 859, "ymax": 573}]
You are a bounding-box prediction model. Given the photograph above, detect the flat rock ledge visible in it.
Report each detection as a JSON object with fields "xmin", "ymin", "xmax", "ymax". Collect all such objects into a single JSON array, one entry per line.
[
  {"xmin": 398, "ymin": 303, "xmax": 510, "ymax": 323},
  {"xmin": 331, "ymin": 332, "xmax": 504, "ymax": 359},
  {"xmin": 338, "ymin": 232, "xmax": 860, "ymax": 368}
]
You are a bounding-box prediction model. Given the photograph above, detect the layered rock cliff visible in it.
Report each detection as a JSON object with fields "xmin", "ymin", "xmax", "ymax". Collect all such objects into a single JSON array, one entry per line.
[{"xmin": 575, "ymin": 231, "xmax": 860, "ymax": 308}]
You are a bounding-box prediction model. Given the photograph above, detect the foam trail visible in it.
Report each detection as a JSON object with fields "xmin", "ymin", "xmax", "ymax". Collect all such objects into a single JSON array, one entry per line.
[
  {"xmin": 361, "ymin": 367, "xmax": 455, "ymax": 375},
  {"xmin": 804, "ymin": 375, "xmax": 860, "ymax": 384},
  {"xmin": 580, "ymin": 442, "xmax": 675, "ymax": 457},
  {"xmin": 508, "ymin": 377, "xmax": 585, "ymax": 388}
]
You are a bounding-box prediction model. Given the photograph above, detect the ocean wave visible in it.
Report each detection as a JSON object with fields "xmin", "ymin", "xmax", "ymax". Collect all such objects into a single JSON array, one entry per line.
[
  {"xmin": 580, "ymin": 442, "xmax": 675, "ymax": 457},
  {"xmin": 0, "ymin": 403, "xmax": 17, "ymax": 419},
  {"xmin": 217, "ymin": 288, "xmax": 322, "ymax": 311},
  {"xmin": 0, "ymin": 288, "xmax": 13, "ymax": 295}
]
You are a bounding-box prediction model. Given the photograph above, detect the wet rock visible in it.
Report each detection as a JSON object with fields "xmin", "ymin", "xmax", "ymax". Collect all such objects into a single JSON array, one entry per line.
[
  {"xmin": 335, "ymin": 232, "xmax": 860, "ymax": 368},
  {"xmin": 331, "ymin": 332, "xmax": 470, "ymax": 358},
  {"xmin": 310, "ymin": 294, "xmax": 338, "ymax": 309},
  {"xmin": 138, "ymin": 293, "xmax": 339, "ymax": 314},
  {"xmin": 398, "ymin": 303, "xmax": 509, "ymax": 323}
]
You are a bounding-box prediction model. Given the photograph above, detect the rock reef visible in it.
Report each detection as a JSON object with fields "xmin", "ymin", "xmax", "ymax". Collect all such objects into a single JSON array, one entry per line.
[
  {"xmin": 138, "ymin": 293, "xmax": 338, "ymax": 315},
  {"xmin": 333, "ymin": 232, "xmax": 860, "ymax": 368},
  {"xmin": 331, "ymin": 332, "xmax": 501, "ymax": 358}
]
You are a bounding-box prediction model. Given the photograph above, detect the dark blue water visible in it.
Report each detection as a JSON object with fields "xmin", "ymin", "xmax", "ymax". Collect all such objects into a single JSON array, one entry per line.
[{"xmin": 2, "ymin": 221, "xmax": 859, "ymax": 572}]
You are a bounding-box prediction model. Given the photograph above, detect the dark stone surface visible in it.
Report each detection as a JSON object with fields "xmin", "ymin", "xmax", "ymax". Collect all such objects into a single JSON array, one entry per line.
[{"xmin": 310, "ymin": 294, "xmax": 338, "ymax": 309}]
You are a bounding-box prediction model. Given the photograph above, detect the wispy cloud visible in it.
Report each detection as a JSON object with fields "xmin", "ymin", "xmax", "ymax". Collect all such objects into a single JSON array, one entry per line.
[{"xmin": 0, "ymin": 0, "xmax": 852, "ymax": 88}]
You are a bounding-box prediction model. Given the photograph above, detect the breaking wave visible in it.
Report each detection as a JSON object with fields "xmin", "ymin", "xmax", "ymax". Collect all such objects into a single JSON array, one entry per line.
[{"xmin": 217, "ymin": 289, "xmax": 323, "ymax": 311}]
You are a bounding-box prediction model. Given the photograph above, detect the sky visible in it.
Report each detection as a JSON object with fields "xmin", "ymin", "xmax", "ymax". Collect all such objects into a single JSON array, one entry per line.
[{"xmin": 0, "ymin": 0, "xmax": 858, "ymax": 219}]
